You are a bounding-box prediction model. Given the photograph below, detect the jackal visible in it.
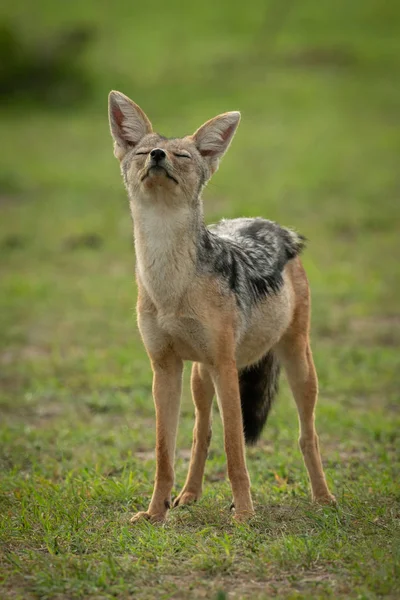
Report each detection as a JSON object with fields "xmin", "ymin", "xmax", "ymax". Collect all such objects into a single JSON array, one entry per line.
[{"xmin": 108, "ymin": 91, "xmax": 335, "ymax": 523}]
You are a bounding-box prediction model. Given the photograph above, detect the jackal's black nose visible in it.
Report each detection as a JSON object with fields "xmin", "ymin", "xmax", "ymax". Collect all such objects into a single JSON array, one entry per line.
[{"xmin": 150, "ymin": 148, "xmax": 166, "ymax": 162}]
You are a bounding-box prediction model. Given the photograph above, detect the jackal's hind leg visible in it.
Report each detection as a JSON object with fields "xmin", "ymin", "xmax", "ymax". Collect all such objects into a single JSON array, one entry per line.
[
  {"xmin": 174, "ymin": 363, "xmax": 214, "ymax": 507},
  {"xmin": 277, "ymin": 336, "xmax": 335, "ymax": 504}
]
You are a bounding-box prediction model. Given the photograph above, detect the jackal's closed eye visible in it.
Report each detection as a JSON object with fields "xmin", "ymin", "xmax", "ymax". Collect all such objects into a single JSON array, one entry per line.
[
  {"xmin": 136, "ymin": 151, "xmax": 150, "ymax": 156},
  {"xmin": 174, "ymin": 153, "xmax": 191, "ymax": 159}
]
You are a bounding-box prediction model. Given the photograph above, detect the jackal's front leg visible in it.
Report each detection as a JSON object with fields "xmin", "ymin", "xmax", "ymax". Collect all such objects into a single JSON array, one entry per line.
[
  {"xmin": 211, "ymin": 360, "xmax": 254, "ymax": 521},
  {"xmin": 131, "ymin": 353, "xmax": 183, "ymax": 524}
]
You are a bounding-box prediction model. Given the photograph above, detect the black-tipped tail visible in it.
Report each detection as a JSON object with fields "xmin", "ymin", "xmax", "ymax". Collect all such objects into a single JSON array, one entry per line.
[{"xmin": 239, "ymin": 351, "xmax": 280, "ymax": 445}]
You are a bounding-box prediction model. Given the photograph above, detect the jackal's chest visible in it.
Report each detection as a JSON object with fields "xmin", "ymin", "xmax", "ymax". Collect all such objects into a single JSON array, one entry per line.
[{"xmin": 156, "ymin": 312, "xmax": 211, "ymax": 363}]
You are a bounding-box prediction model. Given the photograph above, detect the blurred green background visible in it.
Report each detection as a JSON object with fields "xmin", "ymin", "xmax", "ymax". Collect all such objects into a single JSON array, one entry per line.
[{"xmin": 1, "ymin": 1, "xmax": 399, "ymax": 599}]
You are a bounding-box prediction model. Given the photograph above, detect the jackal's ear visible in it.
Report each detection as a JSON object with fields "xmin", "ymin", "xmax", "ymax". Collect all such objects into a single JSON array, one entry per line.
[
  {"xmin": 192, "ymin": 111, "xmax": 241, "ymax": 173},
  {"xmin": 108, "ymin": 91, "xmax": 153, "ymax": 160}
]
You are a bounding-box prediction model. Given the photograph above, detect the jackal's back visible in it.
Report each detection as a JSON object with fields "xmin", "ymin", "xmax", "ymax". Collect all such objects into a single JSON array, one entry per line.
[{"xmin": 200, "ymin": 217, "xmax": 306, "ymax": 312}]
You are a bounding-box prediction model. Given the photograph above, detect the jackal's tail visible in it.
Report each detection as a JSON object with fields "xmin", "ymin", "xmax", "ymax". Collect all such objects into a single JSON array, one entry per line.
[{"xmin": 239, "ymin": 351, "xmax": 280, "ymax": 445}]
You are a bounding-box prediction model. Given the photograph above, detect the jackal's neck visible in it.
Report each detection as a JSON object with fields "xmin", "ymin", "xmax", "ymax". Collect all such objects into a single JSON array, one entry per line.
[{"xmin": 130, "ymin": 197, "xmax": 203, "ymax": 310}]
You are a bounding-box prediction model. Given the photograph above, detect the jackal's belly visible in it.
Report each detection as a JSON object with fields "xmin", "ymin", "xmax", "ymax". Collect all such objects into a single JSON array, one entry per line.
[{"xmin": 235, "ymin": 284, "xmax": 294, "ymax": 369}]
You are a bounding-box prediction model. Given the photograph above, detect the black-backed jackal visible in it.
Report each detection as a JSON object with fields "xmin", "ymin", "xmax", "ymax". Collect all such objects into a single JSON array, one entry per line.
[{"xmin": 108, "ymin": 91, "xmax": 335, "ymax": 523}]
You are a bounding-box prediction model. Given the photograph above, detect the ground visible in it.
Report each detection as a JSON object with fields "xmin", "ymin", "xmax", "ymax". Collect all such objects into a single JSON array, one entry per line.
[{"xmin": 0, "ymin": 1, "xmax": 400, "ymax": 598}]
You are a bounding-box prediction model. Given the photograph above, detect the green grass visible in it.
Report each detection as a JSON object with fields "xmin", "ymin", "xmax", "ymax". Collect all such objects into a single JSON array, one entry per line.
[{"xmin": 1, "ymin": 1, "xmax": 400, "ymax": 598}]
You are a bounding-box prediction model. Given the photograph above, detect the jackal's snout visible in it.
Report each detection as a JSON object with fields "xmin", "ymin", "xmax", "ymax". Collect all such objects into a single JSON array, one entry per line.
[
  {"xmin": 143, "ymin": 147, "xmax": 179, "ymax": 185},
  {"xmin": 150, "ymin": 148, "xmax": 166, "ymax": 163}
]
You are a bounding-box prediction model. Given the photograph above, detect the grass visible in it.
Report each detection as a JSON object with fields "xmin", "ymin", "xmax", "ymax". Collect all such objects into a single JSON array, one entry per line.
[{"xmin": 1, "ymin": 0, "xmax": 400, "ymax": 598}]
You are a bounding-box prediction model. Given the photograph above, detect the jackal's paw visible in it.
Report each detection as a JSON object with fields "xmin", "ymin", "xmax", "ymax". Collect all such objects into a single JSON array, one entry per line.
[
  {"xmin": 314, "ymin": 493, "xmax": 337, "ymax": 506},
  {"xmin": 130, "ymin": 511, "xmax": 166, "ymax": 524},
  {"xmin": 233, "ymin": 509, "xmax": 255, "ymax": 523},
  {"xmin": 173, "ymin": 491, "xmax": 199, "ymax": 507}
]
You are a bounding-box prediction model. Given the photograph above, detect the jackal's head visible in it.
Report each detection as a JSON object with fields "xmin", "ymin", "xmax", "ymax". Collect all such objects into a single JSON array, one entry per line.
[{"xmin": 108, "ymin": 91, "xmax": 240, "ymax": 206}]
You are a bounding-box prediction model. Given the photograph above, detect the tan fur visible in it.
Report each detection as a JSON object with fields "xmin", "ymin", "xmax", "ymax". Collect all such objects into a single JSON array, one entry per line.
[
  {"xmin": 236, "ymin": 268, "xmax": 295, "ymax": 368},
  {"xmin": 134, "ymin": 261, "xmax": 334, "ymax": 522},
  {"xmin": 136, "ymin": 275, "xmax": 255, "ymax": 520},
  {"xmin": 107, "ymin": 93, "xmax": 334, "ymax": 524},
  {"xmin": 130, "ymin": 351, "xmax": 183, "ymax": 523},
  {"xmin": 275, "ymin": 259, "xmax": 334, "ymax": 502},
  {"xmin": 173, "ymin": 362, "xmax": 214, "ymax": 507}
]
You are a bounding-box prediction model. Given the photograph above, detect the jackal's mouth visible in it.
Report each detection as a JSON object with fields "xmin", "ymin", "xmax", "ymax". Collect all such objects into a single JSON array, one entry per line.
[{"xmin": 141, "ymin": 165, "xmax": 179, "ymax": 185}]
